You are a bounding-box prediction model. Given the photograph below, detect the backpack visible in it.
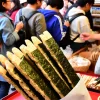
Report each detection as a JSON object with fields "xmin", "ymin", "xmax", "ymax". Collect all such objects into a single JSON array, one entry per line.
[
  {"xmin": 59, "ymin": 13, "xmax": 85, "ymax": 49},
  {"xmin": 15, "ymin": 9, "xmax": 39, "ymax": 48}
]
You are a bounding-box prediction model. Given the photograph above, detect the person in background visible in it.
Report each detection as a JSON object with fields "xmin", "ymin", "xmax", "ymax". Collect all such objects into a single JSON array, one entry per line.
[
  {"xmin": 68, "ymin": 0, "xmax": 77, "ymax": 8},
  {"xmin": 41, "ymin": 0, "xmax": 48, "ymax": 9},
  {"xmin": 66, "ymin": 0, "xmax": 95, "ymax": 52},
  {"xmin": 15, "ymin": 0, "xmax": 46, "ymax": 38},
  {"xmin": 38, "ymin": 0, "xmax": 69, "ymax": 44},
  {"xmin": 60, "ymin": 0, "xmax": 68, "ymax": 17},
  {"xmin": 20, "ymin": 0, "xmax": 28, "ymax": 7},
  {"xmin": 64, "ymin": 1, "xmax": 94, "ymax": 30},
  {"xmin": 7, "ymin": 0, "xmax": 21, "ymax": 22},
  {"xmin": 0, "ymin": 0, "xmax": 23, "ymax": 99}
]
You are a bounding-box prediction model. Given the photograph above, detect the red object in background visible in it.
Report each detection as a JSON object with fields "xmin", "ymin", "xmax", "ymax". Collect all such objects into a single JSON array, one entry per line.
[
  {"xmin": 2, "ymin": 90, "xmax": 100, "ymax": 100},
  {"xmin": 2, "ymin": 91, "xmax": 25, "ymax": 100},
  {"xmin": 89, "ymin": 91, "xmax": 100, "ymax": 100},
  {"xmin": 10, "ymin": 10, "xmax": 19, "ymax": 22},
  {"xmin": 2, "ymin": 71, "xmax": 100, "ymax": 100}
]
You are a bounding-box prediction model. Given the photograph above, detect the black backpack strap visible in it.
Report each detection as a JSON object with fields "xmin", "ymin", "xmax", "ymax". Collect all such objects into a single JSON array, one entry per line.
[
  {"xmin": 68, "ymin": 13, "xmax": 85, "ymax": 42},
  {"xmin": 19, "ymin": 9, "xmax": 39, "ymax": 21},
  {"xmin": 69, "ymin": 13, "xmax": 84, "ymax": 23},
  {"xmin": 69, "ymin": 1, "xmax": 74, "ymax": 5},
  {"xmin": 27, "ymin": 11, "xmax": 39, "ymax": 20}
]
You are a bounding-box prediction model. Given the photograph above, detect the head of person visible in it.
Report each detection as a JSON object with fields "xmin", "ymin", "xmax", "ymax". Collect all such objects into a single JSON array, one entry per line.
[
  {"xmin": 11, "ymin": 0, "xmax": 21, "ymax": 10},
  {"xmin": 76, "ymin": 0, "xmax": 94, "ymax": 12},
  {"xmin": 27, "ymin": 0, "xmax": 43, "ymax": 9},
  {"xmin": 8, "ymin": 0, "xmax": 21, "ymax": 15},
  {"xmin": 20, "ymin": 0, "xmax": 27, "ymax": 7},
  {"xmin": 47, "ymin": 0, "xmax": 64, "ymax": 10},
  {"xmin": 63, "ymin": 0, "xmax": 68, "ymax": 8},
  {"xmin": 0, "ymin": 0, "xmax": 12, "ymax": 12},
  {"xmin": 41, "ymin": 0, "xmax": 48, "ymax": 9}
]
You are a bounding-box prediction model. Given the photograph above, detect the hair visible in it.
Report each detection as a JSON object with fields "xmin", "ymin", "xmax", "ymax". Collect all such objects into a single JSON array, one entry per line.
[
  {"xmin": 76, "ymin": 0, "xmax": 94, "ymax": 7},
  {"xmin": 68, "ymin": 0, "xmax": 74, "ymax": 4},
  {"xmin": 0, "ymin": 0, "xmax": 7, "ymax": 12},
  {"xmin": 27, "ymin": 0, "xmax": 42, "ymax": 4},
  {"xmin": 44, "ymin": 0, "xmax": 48, "ymax": 3},
  {"xmin": 8, "ymin": 0, "xmax": 21, "ymax": 16},
  {"xmin": 47, "ymin": 0, "xmax": 64, "ymax": 9}
]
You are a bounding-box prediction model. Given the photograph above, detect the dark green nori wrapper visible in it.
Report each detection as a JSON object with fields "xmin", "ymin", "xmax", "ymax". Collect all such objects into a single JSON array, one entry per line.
[
  {"xmin": 32, "ymin": 49, "xmax": 71, "ymax": 96},
  {"xmin": 45, "ymin": 38, "xmax": 80, "ymax": 87},
  {"xmin": 19, "ymin": 57, "xmax": 59, "ymax": 100}
]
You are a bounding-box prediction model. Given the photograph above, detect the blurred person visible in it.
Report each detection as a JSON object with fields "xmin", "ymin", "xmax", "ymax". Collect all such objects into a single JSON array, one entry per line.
[
  {"xmin": 20, "ymin": 0, "xmax": 28, "ymax": 7},
  {"xmin": 7, "ymin": 0, "xmax": 21, "ymax": 22},
  {"xmin": 60, "ymin": 0, "xmax": 68, "ymax": 17},
  {"xmin": 41, "ymin": 0, "xmax": 48, "ymax": 9},
  {"xmin": 0, "ymin": 0, "xmax": 23, "ymax": 99},
  {"xmin": 38, "ymin": 0, "xmax": 69, "ymax": 44},
  {"xmin": 68, "ymin": 0, "xmax": 77, "ymax": 8},
  {"xmin": 66, "ymin": 0, "xmax": 95, "ymax": 52},
  {"xmin": 64, "ymin": 2, "xmax": 94, "ymax": 30},
  {"xmin": 15, "ymin": 0, "xmax": 46, "ymax": 38}
]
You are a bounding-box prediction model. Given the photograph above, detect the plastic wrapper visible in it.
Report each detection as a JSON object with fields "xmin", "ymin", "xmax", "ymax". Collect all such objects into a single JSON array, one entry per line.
[
  {"xmin": 95, "ymin": 55, "xmax": 100, "ymax": 75},
  {"xmin": 60, "ymin": 78, "xmax": 92, "ymax": 100}
]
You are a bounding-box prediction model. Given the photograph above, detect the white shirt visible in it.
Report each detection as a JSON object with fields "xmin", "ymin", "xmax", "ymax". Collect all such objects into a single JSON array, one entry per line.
[{"xmin": 67, "ymin": 7, "xmax": 94, "ymax": 43}]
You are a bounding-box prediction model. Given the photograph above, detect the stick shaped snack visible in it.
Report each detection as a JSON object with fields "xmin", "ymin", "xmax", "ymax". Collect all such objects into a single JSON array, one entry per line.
[
  {"xmin": 0, "ymin": 54, "xmax": 8, "ymax": 67},
  {"xmin": 31, "ymin": 36, "xmax": 69, "ymax": 88},
  {"xmin": 7, "ymin": 51, "xmax": 59, "ymax": 100},
  {"xmin": 0, "ymin": 65, "xmax": 31, "ymax": 100},
  {"xmin": 25, "ymin": 40, "xmax": 71, "ymax": 98},
  {"xmin": 5, "ymin": 60, "xmax": 39, "ymax": 100},
  {"xmin": 12, "ymin": 47, "xmax": 34, "ymax": 66},
  {"xmin": 39, "ymin": 31, "xmax": 80, "ymax": 88}
]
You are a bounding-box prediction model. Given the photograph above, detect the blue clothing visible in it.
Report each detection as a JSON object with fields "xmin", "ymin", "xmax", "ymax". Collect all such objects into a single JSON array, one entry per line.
[
  {"xmin": 38, "ymin": 9, "xmax": 67, "ymax": 43},
  {"xmin": 0, "ymin": 12, "xmax": 19, "ymax": 82},
  {"xmin": 0, "ymin": 12, "xmax": 20, "ymax": 99},
  {"xmin": 0, "ymin": 12, "xmax": 19, "ymax": 57},
  {"xmin": 0, "ymin": 81, "xmax": 10, "ymax": 99}
]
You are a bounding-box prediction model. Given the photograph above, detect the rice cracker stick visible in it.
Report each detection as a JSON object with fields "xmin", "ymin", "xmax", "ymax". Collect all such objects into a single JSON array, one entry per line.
[
  {"xmin": 31, "ymin": 37, "xmax": 68, "ymax": 87},
  {"xmin": 5, "ymin": 60, "xmax": 39, "ymax": 100},
  {"xmin": 7, "ymin": 51, "xmax": 59, "ymax": 100},
  {"xmin": 39, "ymin": 31, "xmax": 80, "ymax": 88},
  {"xmin": 25, "ymin": 41, "xmax": 71, "ymax": 98},
  {"xmin": 12, "ymin": 47, "xmax": 33, "ymax": 66},
  {"xmin": 0, "ymin": 65, "xmax": 31, "ymax": 100}
]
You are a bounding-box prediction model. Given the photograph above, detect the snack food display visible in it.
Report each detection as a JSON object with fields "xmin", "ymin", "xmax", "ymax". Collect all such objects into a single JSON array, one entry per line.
[
  {"xmin": 69, "ymin": 56, "xmax": 91, "ymax": 72},
  {"xmin": 82, "ymin": 75, "xmax": 100, "ymax": 92},
  {"xmin": 40, "ymin": 31, "xmax": 79, "ymax": 88},
  {"xmin": 0, "ymin": 31, "xmax": 80, "ymax": 100},
  {"xmin": 0, "ymin": 64, "xmax": 31, "ymax": 100},
  {"xmin": 7, "ymin": 51, "xmax": 59, "ymax": 100}
]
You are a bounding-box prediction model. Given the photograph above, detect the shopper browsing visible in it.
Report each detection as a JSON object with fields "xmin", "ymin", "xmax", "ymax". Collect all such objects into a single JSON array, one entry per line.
[
  {"xmin": 66, "ymin": 0, "xmax": 95, "ymax": 52},
  {"xmin": 0, "ymin": 0, "xmax": 23, "ymax": 99}
]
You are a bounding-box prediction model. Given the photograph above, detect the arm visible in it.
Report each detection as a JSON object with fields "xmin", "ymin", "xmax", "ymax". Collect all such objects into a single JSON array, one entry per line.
[
  {"xmin": 1, "ymin": 17, "xmax": 23, "ymax": 46},
  {"xmin": 1, "ymin": 18, "xmax": 19, "ymax": 46},
  {"xmin": 80, "ymin": 33, "xmax": 100, "ymax": 41},
  {"xmin": 79, "ymin": 16, "xmax": 96, "ymax": 42},
  {"xmin": 49, "ymin": 15, "xmax": 67, "ymax": 43},
  {"xmin": 35, "ymin": 13, "xmax": 46, "ymax": 37}
]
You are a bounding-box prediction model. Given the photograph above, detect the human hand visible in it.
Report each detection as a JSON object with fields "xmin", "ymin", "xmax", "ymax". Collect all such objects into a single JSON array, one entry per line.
[
  {"xmin": 80, "ymin": 33, "xmax": 92, "ymax": 41},
  {"xmin": 64, "ymin": 20, "xmax": 70, "ymax": 27},
  {"xmin": 15, "ymin": 21, "xmax": 24, "ymax": 32}
]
